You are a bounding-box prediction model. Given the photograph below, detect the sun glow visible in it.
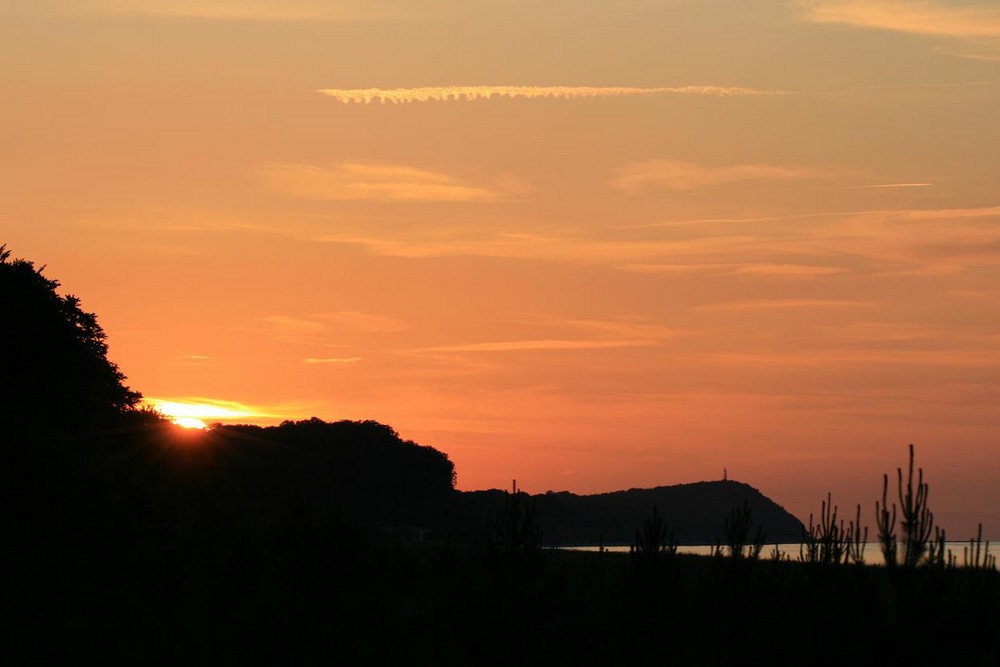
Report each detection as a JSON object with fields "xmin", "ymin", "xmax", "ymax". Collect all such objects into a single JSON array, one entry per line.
[
  {"xmin": 173, "ymin": 416, "xmax": 208, "ymax": 430},
  {"xmin": 147, "ymin": 398, "xmax": 262, "ymax": 428}
]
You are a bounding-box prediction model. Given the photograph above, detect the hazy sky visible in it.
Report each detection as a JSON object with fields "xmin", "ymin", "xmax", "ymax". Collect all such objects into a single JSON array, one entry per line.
[{"xmin": 3, "ymin": 0, "xmax": 999, "ymax": 534}]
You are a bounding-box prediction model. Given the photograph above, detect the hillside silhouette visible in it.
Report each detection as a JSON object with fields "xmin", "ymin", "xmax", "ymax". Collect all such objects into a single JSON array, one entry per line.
[
  {"xmin": 460, "ymin": 480, "xmax": 805, "ymax": 546},
  {"xmin": 205, "ymin": 420, "xmax": 803, "ymax": 544}
]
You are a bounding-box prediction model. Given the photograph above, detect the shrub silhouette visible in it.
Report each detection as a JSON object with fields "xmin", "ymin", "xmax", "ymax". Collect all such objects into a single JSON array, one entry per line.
[
  {"xmin": 631, "ymin": 504, "xmax": 678, "ymax": 572},
  {"xmin": 0, "ymin": 245, "xmax": 144, "ymax": 430},
  {"xmin": 482, "ymin": 481, "xmax": 542, "ymax": 580},
  {"xmin": 876, "ymin": 444, "xmax": 935, "ymax": 567},
  {"xmin": 724, "ymin": 499, "xmax": 765, "ymax": 560},
  {"xmin": 799, "ymin": 493, "xmax": 866, "ymax": 565},
  {"xmin": 963, "ymin": 524, "xmax": 996, "ymax": 571},
  {"xmin": 629, "ymin": 505, "xmax": 678, "ymax": 615}
]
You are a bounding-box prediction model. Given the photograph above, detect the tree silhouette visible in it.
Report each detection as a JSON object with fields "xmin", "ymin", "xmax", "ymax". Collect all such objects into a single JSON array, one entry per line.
[{"xmin": 0, "ymin": 244, "xmax": 144, "ymax": 430}]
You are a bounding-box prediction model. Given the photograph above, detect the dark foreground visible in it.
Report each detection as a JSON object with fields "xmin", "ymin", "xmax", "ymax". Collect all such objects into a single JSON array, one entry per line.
[
  {"xmin": 7, "ymin": 526, "xmax": 1000, "ymax": 665},
  {"xmin": 4, "ymin": 426, "xmax": 999, "ymax": 665}
]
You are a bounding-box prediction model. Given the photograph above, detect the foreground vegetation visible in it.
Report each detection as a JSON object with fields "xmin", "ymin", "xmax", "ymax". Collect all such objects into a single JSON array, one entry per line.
[
  {"xmin": 7, "ymin": 506, "xmax": 1000, "ymax": 663},
  {"xmin": 4, "ymin": 426, "xmax": 998, "ymax": 665}
]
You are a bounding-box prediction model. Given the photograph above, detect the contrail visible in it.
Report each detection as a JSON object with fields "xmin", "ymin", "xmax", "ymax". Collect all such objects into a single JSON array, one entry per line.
[{"xmin": 318, "ymin": 85, "xmax": 788, "ymax": 104}]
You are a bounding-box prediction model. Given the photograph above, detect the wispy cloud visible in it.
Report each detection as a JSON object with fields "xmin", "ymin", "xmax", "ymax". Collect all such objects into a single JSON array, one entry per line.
[
  {"xmin": 624, "ymin": 263, "xmax": 848, "ymax": 276},
  {"xmin": 850, "ymin": 182, "xmax": 933, "ymax": 189},
  {"xmin": 541, "ymin": 317, "xmax": 678, "ymax": 340},
  {"xmin": 316, "ymin": 231, "xmax": 753, "ymax": 263},
  {"xmin": 260, "ymin": 312, "xmax": 404, "ymax": 348},
  {"xmin": 817, "ymin": 321, "xmax": 944, "ymax": 342},
  {"xmin": 177, "ymin": 354, "xmax": 215, "ymax": 366},
  {"xmin": 886, "ymin": 205, "xmax": 1000, "ymax": 221},
  {"xmin": 146, "ymin": 396, "xmax": 319, "ymax": 426},
  {"xmin": 416, "ymin": 339, "xmax": 658, "ymax": 353},
  {"xmin": 304, "ymin": 357, "xmax": 363, "ymax": 365},
  {"xmin": 729, "ymin": 263, "xmax": 849, "ymax": 276},
  {"xmin": 262, "ymin": 315, "xmax": 326, "ymax": 344},
  {"xmin": 146, "ymin": 397, "xmax": 282, "ymax": 421},
  {"xmin": 622, "ymin": 205, "xmax": 999, "ymax": 230},
  {"xmin": 613, "ymin": 159, "xmax": 815, "ymax": 192},
  {"xmin": 796, "ymin": 1, "xmax": 1000, "ymax": 38},
  {"xmin": 318, "ymin": 85, "xmax": 789, "ymax": 104},
  {"xmin": 315, "ymin": 311, "xmax": 406, "ymax": 333},
  {"xmin": 318, "ymin": 204, "xmax": 1000, "ymax": 279},
  {"xmin": 617, "ymin": 211, "xmax": 849, "ymax": 230},
  {"xmin": 73, "ymin": 1, "xmax": 428, "ymax": 21},
  {"xmin": 259, "ymin": 162, "xmax": 503, "ymax": 202},
  {"xmin": 695, "ymin": 299, "xmax": 874, "ymax": 313}
]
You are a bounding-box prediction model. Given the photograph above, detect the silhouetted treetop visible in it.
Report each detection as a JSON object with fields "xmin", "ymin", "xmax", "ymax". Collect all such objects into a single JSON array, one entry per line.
[
  {"xmin": 0, "ymin": 245, "xmax": 143, "ymax": 430},
  {"xmin": 218, "ymin": 418, "xmax": 457, "ymax": 523}
]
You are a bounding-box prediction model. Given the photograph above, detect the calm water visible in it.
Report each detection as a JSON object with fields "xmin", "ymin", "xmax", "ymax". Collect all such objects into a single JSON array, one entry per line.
[{"xmin": 559, "ymin": 542, "xmax": 992, "ymax": 565}]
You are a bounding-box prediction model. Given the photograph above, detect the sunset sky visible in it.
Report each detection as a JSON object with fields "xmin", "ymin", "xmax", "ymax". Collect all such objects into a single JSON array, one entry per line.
[{"xmin": 4, "ymin": 1, "xmax": 999, "ymax": 534}]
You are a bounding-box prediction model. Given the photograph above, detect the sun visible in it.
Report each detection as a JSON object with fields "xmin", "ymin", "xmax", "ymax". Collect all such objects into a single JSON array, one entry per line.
[
  {"xmin": 173, "ymin": 416, "xmax": 208, "ymax": 430},
  {"xmin": 146, "ymin": 398, "xmax": 256, "ymax": 430}
]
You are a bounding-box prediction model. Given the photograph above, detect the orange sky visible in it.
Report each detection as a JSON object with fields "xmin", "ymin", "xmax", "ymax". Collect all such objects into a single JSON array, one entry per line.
[{"xmin": 3, "ymin": 0, "xmax": 999, "ymax": 535}]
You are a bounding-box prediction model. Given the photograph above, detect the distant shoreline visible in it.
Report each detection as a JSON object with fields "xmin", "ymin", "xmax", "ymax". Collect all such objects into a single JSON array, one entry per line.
[{"xmin": 556, "ymin": 542, "xmax": 996, "ymax": 564}]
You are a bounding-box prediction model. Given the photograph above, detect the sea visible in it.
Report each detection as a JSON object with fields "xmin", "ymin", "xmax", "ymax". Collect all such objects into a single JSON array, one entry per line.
[{"xmin": 559, "ymin": 542, "xmax": 993, "ymax": 565}]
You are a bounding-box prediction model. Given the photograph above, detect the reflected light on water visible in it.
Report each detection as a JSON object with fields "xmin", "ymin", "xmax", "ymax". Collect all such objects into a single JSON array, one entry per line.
[{"xmin": 561, "ymin": 543, "xmax": 988, "ymax": 564}]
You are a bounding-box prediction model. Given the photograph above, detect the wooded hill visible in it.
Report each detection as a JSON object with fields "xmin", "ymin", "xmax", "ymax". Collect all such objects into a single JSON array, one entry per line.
[
  {"xmin": 213, "ymin": 420, "xmax": 805, "ymax": 546},
  {"xmin": 458, "ymin": 480, "xmax": 805, "ymax": 546}
]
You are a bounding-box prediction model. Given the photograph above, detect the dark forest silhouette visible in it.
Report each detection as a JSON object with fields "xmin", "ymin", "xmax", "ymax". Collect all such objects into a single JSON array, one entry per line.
[
  {"xmin": 0, "ymin": 245, "xmax": 150, "ymax": 431},
  {"xmin": 3, "ymin": 245, "xmax": 999, "ymax": 664}
]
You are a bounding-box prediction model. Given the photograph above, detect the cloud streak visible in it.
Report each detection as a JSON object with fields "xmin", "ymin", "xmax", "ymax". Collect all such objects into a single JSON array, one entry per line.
[
  {"xmin": 311, "ymin": 204, "xmax": 1000, "ymax": 280},
  {"xmin": 613, "ymin": 159, "xmax": 815, "ymax": 192},
  {"xmin": 849, "ymin": 183, "xmax": 933, "ymax": 189},
  {"xmin": 146, "ymin": 397, "xmax": 318, "ymax": 425},
  {"xmin": 259, "ymin": 162, "xmax": 503, "ymax": 202},
  {"xmin": 796, "ymin": 1, "xmax": 1000, "ymax": 38},
  {"xmin": 304, "ymin": 357, "xmax": 363, "ymax": 365},
  {"xmin": 695, "ymin": 299, "xmax": 874, "ymax": 313},
  {"xmin": 416, "ymin": 339, "xmax": 658, "ymax": 353},
  {"xmin": 318, "ymin": 85, "xmax": 788, "ymax": 104},
  {"xmin": 623, "ymin": 263, "xmax": 848, "ymax": 276},
  {"xmin": 316, "ymin": 311, "xmax": 406, "ymax": 333},
  {"xmin": 262, "ymin": 315, "xmax": 326, "ymax": 345},
  {"xmin": 147, "ymin": 397, "xmax": 276, "ymax": 421},
  {"xmin": 70, "ymin": 0, "xmax": 432, "ymax": 21}
]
